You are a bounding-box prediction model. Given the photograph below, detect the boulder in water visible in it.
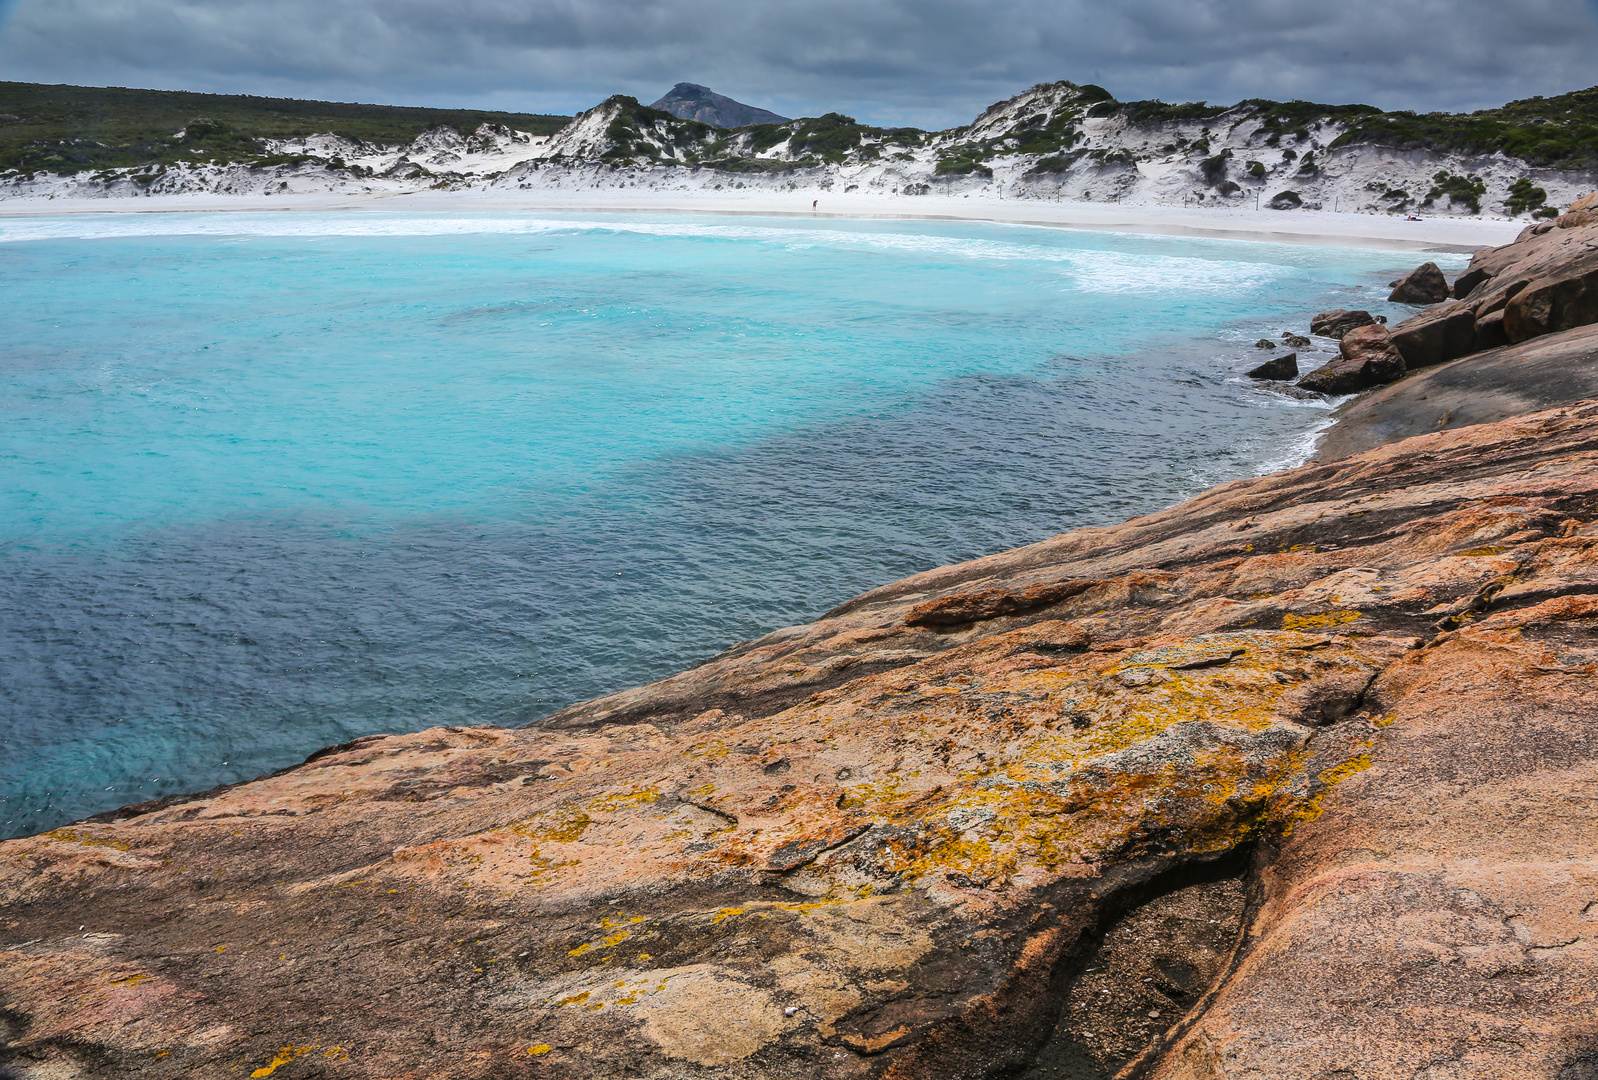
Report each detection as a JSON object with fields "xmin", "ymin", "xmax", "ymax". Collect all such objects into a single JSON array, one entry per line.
[
  {"xmin": 1298, "ymin": 324, "xmax": 1405, "ymax": 393},
  {"xmin": 1310, "ymin": 309, "xmax": 1377, "ymax": 339},
  {"xmin": 1387, "ymin": 261, "xmax": 1450, "ymax": 304},
  {"xmin": 1247, "ymin": 353, "xmax": 1299, "ymax": 380}
]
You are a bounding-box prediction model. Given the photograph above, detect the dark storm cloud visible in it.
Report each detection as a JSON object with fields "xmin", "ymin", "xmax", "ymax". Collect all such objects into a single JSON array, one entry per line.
[{"xmin": 2, "ymin": 0, "xmax": 1596, "ymax": 128}]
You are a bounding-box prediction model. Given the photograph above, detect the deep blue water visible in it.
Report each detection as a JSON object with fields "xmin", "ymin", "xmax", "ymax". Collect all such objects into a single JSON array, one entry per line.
[{"xmin": 0, "ymin": 211, "xmax": 1457, "ymax": 837}]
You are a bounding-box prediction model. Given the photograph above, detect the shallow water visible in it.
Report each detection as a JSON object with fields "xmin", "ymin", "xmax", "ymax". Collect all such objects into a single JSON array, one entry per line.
[{"xmin": 0, "ymin": 211, "xmax": 1456, "ymax": 837}]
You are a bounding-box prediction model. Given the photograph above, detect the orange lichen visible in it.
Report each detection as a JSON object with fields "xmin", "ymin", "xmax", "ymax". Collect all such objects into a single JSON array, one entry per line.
[
  {"xmin": 1282, "ymin": 611, "xmax": 1361, "ymax": 630},
  {"xmin": 43, "ymin": 828, "xmax": 132, "ymax": 852},
  {"xmin": 250, "ymin": 1045, "xmax": 315, "ymax": 1078}
]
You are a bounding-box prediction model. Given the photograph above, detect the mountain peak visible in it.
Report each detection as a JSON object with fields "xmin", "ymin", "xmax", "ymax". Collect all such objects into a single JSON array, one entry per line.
[{"xmin": 649, "ymin": 83, "xmax": 790, "ymax": 128}]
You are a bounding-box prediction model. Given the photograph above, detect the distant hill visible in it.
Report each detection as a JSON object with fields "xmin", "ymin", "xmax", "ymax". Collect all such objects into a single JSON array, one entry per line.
[
  {"xmin": 648, "ymin": 83, "xmax": 789, "ymax": 128},
  {"xmin": 0, "ymin": 82, "xmax": 570, "ymax": 175}
]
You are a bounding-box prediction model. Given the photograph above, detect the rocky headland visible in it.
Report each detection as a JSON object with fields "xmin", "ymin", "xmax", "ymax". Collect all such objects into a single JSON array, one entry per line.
[{"xmin": 4, "ymin": 218, "xmax": 1598, "ymax": 1079}]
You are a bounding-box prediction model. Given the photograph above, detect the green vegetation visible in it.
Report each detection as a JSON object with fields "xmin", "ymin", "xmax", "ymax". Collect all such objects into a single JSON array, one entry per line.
[
  {"xmin": 1504, "ymin": 176, "xmax": 1549, "ymax": 215},
  {"xmin": 1423, "ymin": 170, "xmax": 1486, "ymax": 213},
  {"xmin": 730, "ymin": 113, "xmax": 923, "ymax": 167},
  {"xmin": 0, "ymin": 81, "xmax": 570, "ymax": 176},
  {"xmin": 935, "ymin": 149, "xmax": 993, "ymax": 177},
  {"xmin": 597, "ymin": 96, "xmax": 713, "ymax": 163},
  {"xmin": 1331, "ymin": 86, "xmax": 1598, "ymax": 168},
  {"xmin": 1115, "ymin": 99, "xmax": 1229, "ymax": 124},
  {"xmin": 1239, "ymin": 98, "xmax": 1381, "ymax": 141}
]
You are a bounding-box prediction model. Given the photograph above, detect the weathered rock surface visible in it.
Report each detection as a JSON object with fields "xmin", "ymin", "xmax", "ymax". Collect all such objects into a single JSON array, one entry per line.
[
  {"xmin": 1298, "ymin": 323, "xmax": 1405, "ymax": 393},
  {"xmin": 1245, "ymin": 353, "xmax": 1298, "ymax": 380},
  {"xmin": 1281, "ymin": 332, "xmax": 1311, "ymax": 348},
  {"xmin": 1317, "ymin": 321, "xmax": 1598, "ymax": 460},
  {"xmin": 1309, "ymin": 308, "xmax": 1376, "ymax": 339},
  {"xmin": 4, "ymin": 401, "xmax": 1598, "ymax": 1078},
  {"xmin": 1389, "ymin": 300, "xmax": 1480, "ymax": 369},
  {"xmin": 1387, "ymin": 260, "xmax": 1450, "ymax": 304},
  {"xmin": 1454, "ymin": 220, "xmax": 1598, "ymax": 338}
]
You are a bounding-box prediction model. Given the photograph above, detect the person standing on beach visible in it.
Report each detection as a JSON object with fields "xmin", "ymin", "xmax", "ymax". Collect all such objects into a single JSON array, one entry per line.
[{"xmin": 813, "ymin": 199, "xmax": 818, "ymax": 209}]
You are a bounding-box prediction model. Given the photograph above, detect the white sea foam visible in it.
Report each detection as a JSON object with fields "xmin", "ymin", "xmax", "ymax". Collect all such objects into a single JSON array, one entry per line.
[{"xmin": 0, "ymin": 212, "xmax": 1289, "ymax": 295}]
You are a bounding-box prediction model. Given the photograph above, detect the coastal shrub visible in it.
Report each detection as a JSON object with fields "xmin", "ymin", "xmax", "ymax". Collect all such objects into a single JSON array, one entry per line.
[
  {"xmin": 1504, "ymin": 176, "xmax": 1548, "ymax": 214},
  {"xmin": 1268, "ymin": 190, "xmax": 1302, "ymax": 209},
  {"xmin": 1074, "ymin": 84, "xmax": 1115, "ymax": 104},
  {"xmin": 1217, "ymin": 180, "xmax": 1242, "ymax": 196},
  {"xmin": 1424, "ymin": 170, "xmax": 1486, "ymax": 212},
  {"xmin": 1246, "ymin": 159, "xmax": 1265, "ymax": 178},
  {"xmin": 935, "ymin": 153, "xmax": 993, "ymax": 177},
  {"xmin": 1296, "ymin": 151, "xmax": 1318, "ymax": 175},
  {"xmin": 182, "ymin": 116, "xmax": 230, "ymax": 139},
  {"xmin": 1118, "ymin": 99, "xmax": 1229, "ymax": 124},
  {"xmin": 1089, "ymin": 148, "xmax": 1135, "ymax": 167},
  {"xmin": 1536, "ymin": 206, "xmax": 1561, "ymax": 218},
  {"xmin": 1200, "ymin": 152, "xmax": 1230, "ymax": 184},
  {"xmin": 1330, "ymin": 86, "xmax": 1598, "ymax": 169},
  {"xmin": 1027, "ymin": 153, "xmax": 1082, "ymax": 174}
]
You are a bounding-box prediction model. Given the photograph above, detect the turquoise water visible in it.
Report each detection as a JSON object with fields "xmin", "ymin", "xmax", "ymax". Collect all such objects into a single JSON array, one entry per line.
[{"xmin": 0, "ymin": 211, "xmax": 1455, "ymax": 837}]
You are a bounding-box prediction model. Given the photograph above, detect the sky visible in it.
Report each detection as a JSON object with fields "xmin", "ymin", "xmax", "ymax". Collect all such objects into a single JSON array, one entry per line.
[{"xmin": 2, "ymin": 0, "xmax": 1596, "ymax": 129}]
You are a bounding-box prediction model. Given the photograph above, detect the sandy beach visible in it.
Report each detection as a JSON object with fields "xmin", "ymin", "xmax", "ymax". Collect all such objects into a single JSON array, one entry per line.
[{"xmin": 0, "ymin": 187, "xmax": 1525, "ymax": 251}]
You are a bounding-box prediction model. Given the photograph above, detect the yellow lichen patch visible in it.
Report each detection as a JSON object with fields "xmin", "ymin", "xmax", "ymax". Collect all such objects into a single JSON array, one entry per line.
[
  {"xmin": 1282, "ymin": 752, "xmax": 1375, "ymax": 836},
  {"xmin": 1458, "ymin": 545, "xmax": 1506, "ymax": 557},
  {"xmin": 586, "ymin": 787, "xmax": 661, "ymax": 813},
  {"xmin": 510, "ymin": 805, "xmax": 592, "ymax": 844},
  {"xmin": 110, "ymin": 974, "xmax": 151, "ymax": 988},
  {"xmin": 528, "ymin": 1045, "xmax": 553, "ymax": 1055},
  {"xmin": 250, "ymin": 1045, "xmax": 315, "ymax": 1078},
  {"xmin": 554, "ymin": 991, "xmax": 590, "ymax": 1007},
  {"xmin": 602, "ymin": 930, "xmax": 631, "ymax": 947},
  {"xmin": 568, "ymin": 942, "xmax": 593, "ymax": 957},
  {"xmin": 43, "ymin": 828, "xmax": 132, "ymax": 852},
  {"xmin": 1282, "ymin": 610, "xmax": 1361, "ymax": 630},
  {"xmin": 710, "ymin": 907, "xmax": 746, "ymax": 925}
]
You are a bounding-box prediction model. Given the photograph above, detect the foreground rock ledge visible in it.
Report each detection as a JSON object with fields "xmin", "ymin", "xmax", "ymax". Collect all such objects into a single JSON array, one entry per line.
[{"xmin": 5, "ymin": 405, "xmax": 1598, "ymax": 1079}]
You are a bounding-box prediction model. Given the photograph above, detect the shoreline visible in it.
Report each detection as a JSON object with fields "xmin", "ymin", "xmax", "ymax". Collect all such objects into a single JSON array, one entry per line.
[{"xmin": 0, "ymin": 188, "xmax": 1524, "ymax": 252}]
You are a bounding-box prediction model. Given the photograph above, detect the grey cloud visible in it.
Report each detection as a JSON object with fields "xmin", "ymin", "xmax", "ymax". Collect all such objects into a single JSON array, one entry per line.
[{"xmin": 1, "ymin": 0, "xmax": 1595, "ymax": 128}]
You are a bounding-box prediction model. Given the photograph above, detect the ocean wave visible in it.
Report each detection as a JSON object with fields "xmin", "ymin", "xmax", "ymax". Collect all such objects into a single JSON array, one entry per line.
[{"xmin": 0, "ymin": 212, "xmax": 1289, "ymax": 295}]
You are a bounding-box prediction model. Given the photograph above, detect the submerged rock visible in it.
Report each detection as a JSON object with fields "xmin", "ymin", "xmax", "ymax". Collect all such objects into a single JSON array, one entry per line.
[
  {"xmin": 4, "ymin": 403, "xmax": 1598, "ymax": 1079},
  {"xmin": 1281, "ymin": 332, "xmax": 1311, "ymax": 348},
  {"xmin": 1387, "ymin": 261, "xmax": 1450, "ymax": 304},
  {"xmin": 1246, "ymin": 352, "xmax": 1299, "ymax": 380}
]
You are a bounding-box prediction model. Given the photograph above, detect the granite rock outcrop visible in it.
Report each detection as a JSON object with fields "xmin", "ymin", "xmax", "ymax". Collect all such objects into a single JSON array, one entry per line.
[
  {"xmin": 1387, "ymin": 260, "xmax": 1450, "ymax": 305},
  {"xmin": 1308, "ymin": 308, "xmax": 1377, "ymax": 340},
  {"xmin": 1245, "ymin": 353, "xmax": 1298, "ymax": 380},
  {"xmin": 1298, "ymin": 323, "xmax": 1405, "ymax": 393},
  {"xmin": 4, "ymin": 400, "xmax": 1598, "ymax": 1079}
]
